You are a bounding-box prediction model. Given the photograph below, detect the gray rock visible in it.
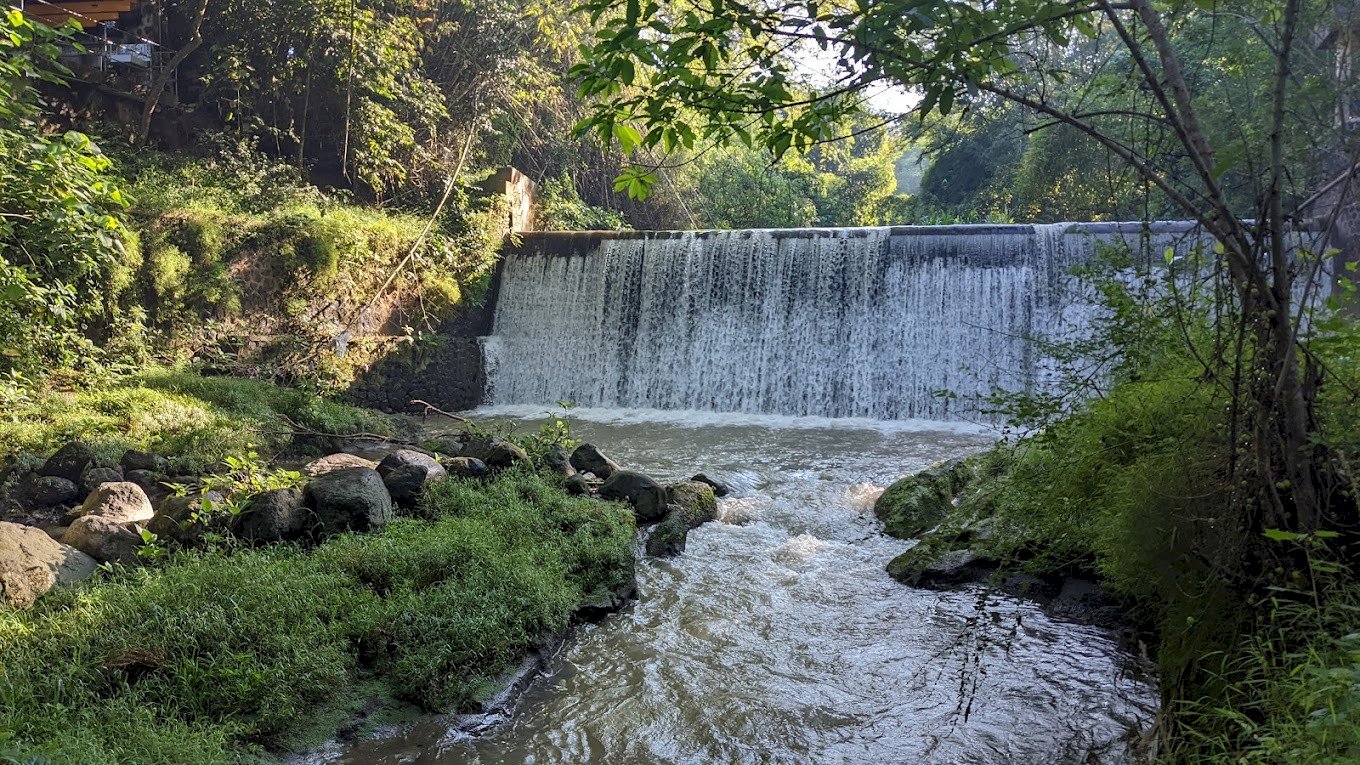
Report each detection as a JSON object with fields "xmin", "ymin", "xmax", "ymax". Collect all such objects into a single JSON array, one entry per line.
[
  {"xmin": 64, "ymin": 515, "xmax": 142, "ymax": 565},
  {"xmin": 917, "ymin": 549, "xmax": 997, "ymax": 588},
  {"xmin": 1046, "ymin": 578, "xmax": 1125, "ymax": 629},
  {"xmin": 460, "ymin": 435, "xmax": 530, "ymax": 469},
  {"xmin": 303, "ymin": 467, "xmax": 393, "ymax": 536},
  {"xmin": 39, "ymin": 442, "xmax": 95, "ymax": 482},
  {"xmin": 43, "ymin": 526, "xmax": 68, "ymax": 542},
  {"xmin": 570, "ymin": 444, "xmax": 620, "ymax": 479},
  {"xmin": 303, "ymin": 453, "xmax": 379, "ymax": 477},
  {"xmin": 599, "ymin": 470, "xmax": 668, "ymax": 523},
  {"xmin": 75, "ymin": 482, "xmax": 154, "ymax": 524},
  {"xmin": 0, "ymin": 521, "xmax": 97, "ymax": 607},
  {"xmin": 690, "ymin": 473, "xmax": 730, "ymax": 497},
  {"xmin": 442, "ymin": 456, "xmax": 490, "ymax": 479},
  {"xmin": 376, "ymin": 449, "xmax": 443, "ymax": 479},
  {"xmin": 541, "ymin": 443, "xmax": 575, "ymax": 477},
  {"xmin": 645, "ymin": 507, "xmax": 689, "ymax": 557},
  {"xmin": 232, "ymin": 488, "xmax": 307, "ymax": 543},
  {"xmin": 564, "ymin": 474, "xmax": 591, "ymax": 496},
  {"xmin": 120, "ymin": 449, "xmax": 170, "ymax": 474},
  {"xmin": 666, "ymin": 481, "xmax": 718, "ymax": 528},
  {"xmin": 24, "ymin": 475, "xmax": 79, "ymax": 506},
  {"xmin": 125, "ymin": 469, "xmax": 163, "ymax": 493},
  {"xmin": 147, "ymin": 491, "xmax": 227, "ymax": 545},
  {"xmin": 384, "ymin": 461, "xmax": 447, "ymax": 506},
  {"xmin": 78, "ymin": 466, "xmax": 124, "ymax": 496}
]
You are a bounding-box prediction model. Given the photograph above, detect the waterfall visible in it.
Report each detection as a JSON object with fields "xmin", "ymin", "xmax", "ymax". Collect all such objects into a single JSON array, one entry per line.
[{"xmin": 482, "ymin": 223, "xmax": 1209, "ymax": 422}]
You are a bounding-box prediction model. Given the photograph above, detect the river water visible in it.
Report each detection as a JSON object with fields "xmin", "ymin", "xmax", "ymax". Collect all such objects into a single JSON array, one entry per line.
[{"xmin": 321, "ymin": 407, "xmax": 1157, "ymax": 765}]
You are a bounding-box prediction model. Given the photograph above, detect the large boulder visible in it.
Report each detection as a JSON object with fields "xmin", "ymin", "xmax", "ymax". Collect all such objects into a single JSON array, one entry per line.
[
  {"xmin": 64, "ymin": 516, "xmax": 142, "ymax": 565},
  {"xmin": 147, "ymin": 491, "xmax": 227, "ymax": 545},
  {"xmin": 38, "ymin": 442, "xmax": 95, "ymax": 482},
  {"xmin": 75, "ymin": 482, "xmax": 155, "ymax": 524},
  {"xmin": 303, "ymin": 467, "xmax": 393, "ymax": 536},
  {"xmin": 570, "ymin": 444, "xmax": 620, "ymax": 479},
  {"xmin": 599, "ymin": 470, "xmax": 668, "ymax": 523},
  {"xmin": 0, "ymin": 521, "xmax": 97, "ymax": 608},
  {"xmin": 78, "ymin": 466, "xmax": 124, "ymax": 497},
  {"xmin": 443, "ymin": 456, "xmax": 490, "ymax": 480},
  {"xmin": 303, "ymin": 453, "xmax": 379, "ymax": 477},
  {"xmin": 376, "ymin": 449, "xmax": 442, "ymax": 478},
  {"xmin": 383, "ymin": 462, "xmax": 447, "ymax": 506},
  {"xmin": 120, "ymin": 449, "xmax": 170, "ymax": 474},
  {"xmin": 666, "ymin": 481, "xmax": 718, "ymax": 528},
  {"xmin": 645, "ymin": 507, "xmax": 689, "ymax": 557},
  {"xmin": 23, "ymin": 475, "xmax": 79, "ymax": 506},
  {"xmin": 873, "ymin": 460, "xmax": 972, "ymax": 539},
  {"xmin": 231, "ymin": 488, "xmax": 307, "ymax": 543}
]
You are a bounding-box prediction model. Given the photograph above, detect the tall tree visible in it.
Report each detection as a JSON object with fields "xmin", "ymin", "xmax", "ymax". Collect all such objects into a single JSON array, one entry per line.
[{"xmin": 572, "ymin": 0, "xmax": 1351, "ymax": 536}]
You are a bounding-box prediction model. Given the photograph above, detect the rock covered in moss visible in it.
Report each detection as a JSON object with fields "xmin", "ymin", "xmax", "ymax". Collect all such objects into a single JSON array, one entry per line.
[
  {"xmin": 873, "ymin": 459, "xmax": 973, "ymax": 539},
  {"xmin": 64, "ymin": 515, "xmax": 142, "ymax": 565},
  {"xmin": 599, "ymin": 470, "xmax": 668, "ymax": 523},
  {"xmin": 0, "ymin": 521, "xmax": 97, "ymax": 607},
  {"xmin": 303, "ymin": 467, "xmax": 393, "ymax": 535},
  {"xmin": 645, "ymin": 507, "xmax": 689, "ymax": 557},
  {"xmin": 570, "ymin": 443, "xmax": 621, "ymax": 479},
  {"xmin": 666, "ymin": 481, "xmax": 718, "ymax": 528},
  {"xmin": 76, "ymin": 482, "xmax": 155, "ymax": 525}
]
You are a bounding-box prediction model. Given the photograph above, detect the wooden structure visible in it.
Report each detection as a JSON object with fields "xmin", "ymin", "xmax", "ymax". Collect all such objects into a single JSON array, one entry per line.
[{"xmin": 14, "ymin": 0, "xmax": 140, "ymax": 29}]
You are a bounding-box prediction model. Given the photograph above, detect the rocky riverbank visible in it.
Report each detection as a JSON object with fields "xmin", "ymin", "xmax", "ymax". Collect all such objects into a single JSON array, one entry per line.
[
  {"xmin": 875, "ymin": 452, "xmax": 1132, "ymax": 634},
  {"xmin": 0, "ymin": 372, "xmax": 728, "ymax": 764}
]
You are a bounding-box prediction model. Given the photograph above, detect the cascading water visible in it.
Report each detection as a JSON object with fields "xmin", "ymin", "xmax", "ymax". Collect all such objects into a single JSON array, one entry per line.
[{"xmin": 483, "ymin": 223, "xmax": 1201, "ymax": 421}]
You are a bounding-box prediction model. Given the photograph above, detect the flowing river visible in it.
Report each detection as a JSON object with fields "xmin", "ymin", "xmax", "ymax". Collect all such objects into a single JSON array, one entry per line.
[{"xmin": 316, "ymin": 407, "xmax": 1157, "ymax": 765}]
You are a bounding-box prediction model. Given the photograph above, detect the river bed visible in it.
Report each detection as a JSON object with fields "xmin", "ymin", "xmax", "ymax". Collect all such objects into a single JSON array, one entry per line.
[{"xmin": 317, "ymin": 407, "xmax": 1156, "ymax": 764}]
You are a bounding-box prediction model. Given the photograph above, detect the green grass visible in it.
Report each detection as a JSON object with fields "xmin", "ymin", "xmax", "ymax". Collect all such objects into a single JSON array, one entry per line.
[
  {"xmin": 0, "ymin": 470, "xmax": 635, "ymax": 764},
  {"xmin": 0, "ymin": 367, "xmax": 396, "ymax": 472}
]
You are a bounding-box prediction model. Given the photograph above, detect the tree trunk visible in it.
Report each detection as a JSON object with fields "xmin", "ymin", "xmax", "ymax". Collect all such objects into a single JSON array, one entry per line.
[{"xmin": 136, "ymin": 0, "xmax": 210, "ymax": 147}]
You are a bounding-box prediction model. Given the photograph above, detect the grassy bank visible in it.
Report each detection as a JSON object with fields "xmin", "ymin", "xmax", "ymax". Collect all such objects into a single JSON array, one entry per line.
[
  {"xmin": 0, "ymin": 368, "xmax": 395, "ymax": 474},
  {"xmin": 0, "ymin": 372, "xmax": 636, "ymax": 764},
  {"xmin": 888, "ymin": 348, "xmax": 1360, "ymax": 762}
]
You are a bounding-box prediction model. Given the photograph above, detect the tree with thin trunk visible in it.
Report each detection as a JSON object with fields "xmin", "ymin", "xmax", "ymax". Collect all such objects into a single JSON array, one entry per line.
[{"xmin": 137, "ymin": 0, "xmax": 210, "ymax": 146}]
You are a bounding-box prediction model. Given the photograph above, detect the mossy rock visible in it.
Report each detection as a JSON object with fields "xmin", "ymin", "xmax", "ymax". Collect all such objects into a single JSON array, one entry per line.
[
  {"xmin": 665, "ymin": 481, "xmax": 717, "ymax": 528},
  {"xmin": 874, "ymin": 459, "xmax": 972, "ymax": 539}
]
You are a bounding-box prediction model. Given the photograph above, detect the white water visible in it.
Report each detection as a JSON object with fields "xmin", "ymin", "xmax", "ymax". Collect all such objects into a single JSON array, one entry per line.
[{"xmin": 483, "ymin": 224, "xmax": 1202, "ymax": 421}]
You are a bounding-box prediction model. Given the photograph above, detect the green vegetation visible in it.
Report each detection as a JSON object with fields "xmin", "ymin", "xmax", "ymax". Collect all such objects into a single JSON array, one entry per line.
[
  {"xmin": 0, "ymin": 467, "xmax": 634, "ymax": 763},
  {"xmin": 0, "ymin": 367, "xmax": 394, "ymax": 473}
]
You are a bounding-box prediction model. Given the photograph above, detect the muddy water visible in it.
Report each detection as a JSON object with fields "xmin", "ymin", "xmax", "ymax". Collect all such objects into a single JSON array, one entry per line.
[{"xmin": 322, "ymin": 408, "xmax": 1156, "ymax": 765}]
